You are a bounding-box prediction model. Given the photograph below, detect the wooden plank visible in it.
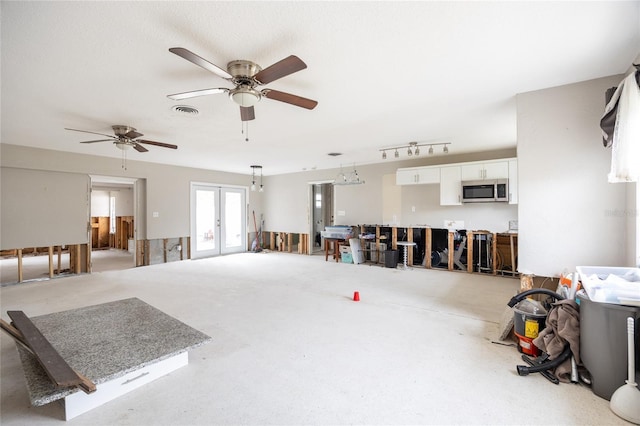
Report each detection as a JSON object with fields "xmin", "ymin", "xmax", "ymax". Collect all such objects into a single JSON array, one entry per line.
[
  {"xmin": 7, "ymin": 311, "xmax": 83, "ymax": 388},
  {"xmin": 57, "ymin": 246, "xmax": 62, "ymax": 275},
  {"xmin": 392, "ymin": 227, "xmax": 398, "ymax": 249},
  {"xmin": 0, "ymin": 319, "xmax": 96, "ymax": 394},
  {"xmin": 407, "ymin": 228, "xmax": 414, "ymax": 266},
  {"xmin": 17, "ymin": 248, "xmax": 23, "ymax": 282},
  {"xmin": 510, "ymin": 234, "xmax": 516, "ymax": 273},
  {"xmin": 425, "ymin": 228, "xmax": 432, "ymax": 268},
  {"xmin": 48, "ymin": 246, "xmax": 54, "ymax": 278},
  {"xmin": 288, "ymin": 233, "xmax": 293, "ymax": 253},
  {"xmin": 467, "ymin": 232, "xmax": 474, "ymax": 273},
  {"xmin": 447, "ymin": 231, "xmax": 454, "ymax": 271},
  {"xmin": 492, "ymin": 232, "xmax": 497, "ymax": 275},
  {"xmin": 163, "ymin": 239, "xmax": 168, "ymax": 263}
]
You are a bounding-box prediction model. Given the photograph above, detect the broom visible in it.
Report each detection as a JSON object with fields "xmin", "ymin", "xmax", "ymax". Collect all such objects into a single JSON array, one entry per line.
[{"xmin": 251, "ymin": 210, "xmax": 262, "ymax": 252}]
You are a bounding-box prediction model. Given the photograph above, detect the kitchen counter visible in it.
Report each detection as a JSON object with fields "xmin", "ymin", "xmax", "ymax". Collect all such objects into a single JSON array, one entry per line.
[{"xmin": 14, "ymin": 297, "xmax": 211, "ymax": 418}]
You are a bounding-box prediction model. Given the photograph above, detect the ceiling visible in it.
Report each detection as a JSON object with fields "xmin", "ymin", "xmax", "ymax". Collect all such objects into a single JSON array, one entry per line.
[{"xmin": 2, "ymin": 2, "xmax": 638, "ymax": 177}]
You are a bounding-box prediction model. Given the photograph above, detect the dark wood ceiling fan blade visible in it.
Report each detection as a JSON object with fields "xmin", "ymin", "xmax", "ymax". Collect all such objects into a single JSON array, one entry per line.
[
  {"xmin": 167, "ymin": 88, "xmax": 228, "ymax": 100},
  {"xmin": 169, "ymin": 47, "xmax": 232, "ymax": 80},
  {"xmin": 64, "ymin": 128, "xmax": 116, "ymax": 139},
  {"xmin": 132, "ymin": 143, "xmax": 148, "ymax": 153},
  {"xmin": 240, "ymin": 106, "xmax": 255, "ymax": 121},
  {"xmin": 137, "ymin": 139, "xmax": 178, "ymax": 150},
  {"xmin": 79, "ymin": 139, "xmax": 114, "ymax": 144},
  {"xmin": 263, "ymin": 89, "xmax": 318, "ymax": 110},
  {"xmin": 125, "ymin": 130, "xmax": 143, "ymax": 139},
  {"xmin": 254, "ymin": 55, "xmax": 307, "ymax": 85}
]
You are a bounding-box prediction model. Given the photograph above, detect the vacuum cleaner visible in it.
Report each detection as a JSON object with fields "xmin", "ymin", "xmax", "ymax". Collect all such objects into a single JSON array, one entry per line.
[{"xmin": 507, "ymin": 288, "xmax": 572, "ymax": 384}]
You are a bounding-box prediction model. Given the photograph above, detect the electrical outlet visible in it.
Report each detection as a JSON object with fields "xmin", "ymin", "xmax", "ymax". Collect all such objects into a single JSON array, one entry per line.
[
  {"xmin": 153, "ymin": 212, "xmax": 159, "ymax": 218},
  {"xmin": 411, "ymin": 206, "xmax": 416, "ymax": 213},
  {"xmin": 338, "ymin": 210, "xmax": 346, "ymax": 216}
]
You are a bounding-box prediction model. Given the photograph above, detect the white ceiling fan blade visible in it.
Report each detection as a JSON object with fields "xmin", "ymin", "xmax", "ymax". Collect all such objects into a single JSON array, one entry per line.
[{"xmin": 167, "ymin": 88, "xmax": 228, "ymax": 100}]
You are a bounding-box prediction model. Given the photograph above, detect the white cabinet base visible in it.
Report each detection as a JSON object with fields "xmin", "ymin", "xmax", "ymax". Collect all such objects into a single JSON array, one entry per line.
[{"xmin": 62, "ymin": 352, "xmax": 188, "ymax": 420}]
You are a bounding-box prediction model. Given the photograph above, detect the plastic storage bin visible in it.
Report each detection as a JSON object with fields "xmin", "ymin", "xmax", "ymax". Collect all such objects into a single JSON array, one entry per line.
[
  {"xmin": 384, "ymin": 250, "xmax": 398, "ymax": 268},
  {"xmin": 577, "ymin": 291, "xmax": 640, "ymax": 400}
]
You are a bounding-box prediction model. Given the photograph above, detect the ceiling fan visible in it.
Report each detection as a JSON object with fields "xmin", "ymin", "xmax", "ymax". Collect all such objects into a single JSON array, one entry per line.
[
  {"xmin": 167, "ymin": 47, "xmax": 318, "ymax": 121},
  {"xmin": 65, "ymin": 125, "xmax": 178, "ymax": 152}
]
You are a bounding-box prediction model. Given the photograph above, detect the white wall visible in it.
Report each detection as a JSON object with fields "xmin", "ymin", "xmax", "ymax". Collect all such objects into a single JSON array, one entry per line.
[
  {"xmin": 91, "ymin": 188, "xmax": 134, "ymax": 217},
  {"xmin": 517, "ymin": 75, "xmax": 630, "ymax": 277},
  {"xmin": 264, "ymin": 149, "xmax": 518, "ymax": 232},
  {"xmin": 1, "ymin": 144, "xmax": 259, "ymax": 243},
  {"xmin": 1, "ymin": 167, "xmax": 90, "ymax": 248}
]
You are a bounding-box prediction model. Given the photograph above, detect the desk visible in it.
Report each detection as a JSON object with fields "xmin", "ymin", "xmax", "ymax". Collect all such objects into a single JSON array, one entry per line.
[
  {"xmin": 396, "ymin": 241, "xmax": 416, "ymax": 270},
  {"xmin": 324, "ymin": 238, "xmax": 345, "ymax": 262},
  {"xmin": 14, "ymin": 298, "xmax": 211, "ymax": 420}
]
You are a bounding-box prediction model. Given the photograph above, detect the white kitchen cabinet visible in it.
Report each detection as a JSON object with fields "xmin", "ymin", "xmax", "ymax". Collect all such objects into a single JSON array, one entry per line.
[
  {"xmin": 440, "ymin": 166, "xmax": 462, "ymax": 205},
  {"xmin": 461, "ymin": 161, "xmax": 509, "ymax": 181},
  {"xmin": 508, "ymin": 159, "xmax": 518, "ymax": 204},
  {"xmin": 396, "ymin": 166, "xmax": 440, "ymax": 185}
]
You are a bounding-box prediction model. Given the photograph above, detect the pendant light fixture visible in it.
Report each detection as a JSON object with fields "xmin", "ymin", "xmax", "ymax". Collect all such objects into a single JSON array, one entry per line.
[{"xmin": 250, "ymin": 165, "xmax": 263, "ymax": 192}]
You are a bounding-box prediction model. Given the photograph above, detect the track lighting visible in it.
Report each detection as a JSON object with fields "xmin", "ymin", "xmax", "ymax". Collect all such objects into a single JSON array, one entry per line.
[{"xmin": 380, "ymin": 141, "xmax": 451, "ymax": 160}]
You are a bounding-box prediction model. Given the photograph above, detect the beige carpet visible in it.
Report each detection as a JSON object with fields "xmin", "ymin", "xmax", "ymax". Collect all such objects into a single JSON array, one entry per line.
[{"xmin": 0, "ymin": 252, "xmax": 625, "ymax": 425}]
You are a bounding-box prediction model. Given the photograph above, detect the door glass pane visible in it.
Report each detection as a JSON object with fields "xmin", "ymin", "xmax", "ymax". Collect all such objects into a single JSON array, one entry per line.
[
  {"xmin": 196, "ymin": 189, "xmax": 216, "ymax": 252},
  {"xmin": 224, "ymin": 191, "xmax": 242, "ymax": 248}
]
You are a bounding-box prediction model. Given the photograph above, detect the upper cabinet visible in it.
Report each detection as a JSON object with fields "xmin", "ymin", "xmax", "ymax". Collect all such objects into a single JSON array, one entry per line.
[
  {"xmin": 440, "ymin": 166, "xmax": 462, "ymax": 205},
  {"xmin": 396, "ymin": 166, "xmax": 440, "ymax": 185},
  {"xmin": 396, "ymin": 157, "xmax": 517, "ymax": 206},
  {"xmin": 460, "ymin": 160, "xmax": 509, "ymax": 181}
]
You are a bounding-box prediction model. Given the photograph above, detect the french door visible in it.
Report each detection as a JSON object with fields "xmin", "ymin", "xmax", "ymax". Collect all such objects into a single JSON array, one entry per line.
[{"xmin": 190, "ymin": 183, "xmax": 246, "ymax": 259}]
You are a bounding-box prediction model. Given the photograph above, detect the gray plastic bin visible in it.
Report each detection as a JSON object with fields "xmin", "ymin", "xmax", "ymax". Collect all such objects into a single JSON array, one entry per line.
[
  {"xmin": 384, "ymin": 250, "xmax": 398, "ymax": 268},
  {"xmin": 577, "ymin": 292, "xmax": 640, "ymax": 400}
]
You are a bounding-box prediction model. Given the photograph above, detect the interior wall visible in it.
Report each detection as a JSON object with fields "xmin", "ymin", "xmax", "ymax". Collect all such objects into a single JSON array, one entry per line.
[
  {"xmin": 1, "ymin": 167, "xmax": 90, "ymax": 248},
  {"xmin": 264, "ymin": 148, "xmax": 517, "ymax": 233},
  {"xmin": 1, "ymin": 144, "xmax": 256, "ymax": 241},
  {"xmin": 91, "ymin": 188, "xmax": 133, "ymax": 217},
  {"xmin": 400, "ymin": 184, "xmax": 517, "ymax": 231},
  {"xmin": 517, "ymin": 75, "xmax": 629, "ymax": 277}
]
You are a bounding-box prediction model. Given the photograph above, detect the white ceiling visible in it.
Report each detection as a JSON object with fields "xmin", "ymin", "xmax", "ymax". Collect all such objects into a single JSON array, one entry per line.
[{"xmin": 2, "ymin": 1, "xmax": 638, "ymax": 176}]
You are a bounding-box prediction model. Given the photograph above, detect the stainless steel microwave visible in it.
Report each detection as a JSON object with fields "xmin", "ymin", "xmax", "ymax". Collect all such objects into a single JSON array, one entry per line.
[{"xmin": 461, "ymin": 179, "xmax": 509, "ymax": 203}]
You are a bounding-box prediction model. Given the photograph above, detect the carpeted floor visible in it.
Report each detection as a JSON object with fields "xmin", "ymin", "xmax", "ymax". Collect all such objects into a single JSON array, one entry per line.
[{"xmin": 0, "ymin": 252, "xmax": 626, "ymax": 425}]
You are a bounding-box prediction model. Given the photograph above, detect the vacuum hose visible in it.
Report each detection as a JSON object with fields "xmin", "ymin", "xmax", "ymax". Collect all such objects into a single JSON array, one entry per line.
[
  {"xmin": 516, "ymin": 345, "xmax": 572, "ymax": 376},
  {"xmin": 507, "ymin": 288, "xmax": 564, "ymax": 308}
]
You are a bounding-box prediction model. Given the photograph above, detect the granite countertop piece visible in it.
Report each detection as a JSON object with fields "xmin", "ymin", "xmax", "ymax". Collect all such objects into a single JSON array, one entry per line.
[{"xmin": 15, "ymin": 297, "xmax": 211, "ymax": 406}]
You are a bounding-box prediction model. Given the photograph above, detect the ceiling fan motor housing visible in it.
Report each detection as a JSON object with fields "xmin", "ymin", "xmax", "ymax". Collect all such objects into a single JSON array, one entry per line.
[{"xmin": 112, "ymin": 125, "xmax": 134, "ymax": 137}]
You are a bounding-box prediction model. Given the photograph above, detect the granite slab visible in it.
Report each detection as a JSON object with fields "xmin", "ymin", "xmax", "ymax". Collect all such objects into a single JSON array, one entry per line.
[{"xmin": 14, "ymin": 297, "xmax": 211, "ymax": 406}]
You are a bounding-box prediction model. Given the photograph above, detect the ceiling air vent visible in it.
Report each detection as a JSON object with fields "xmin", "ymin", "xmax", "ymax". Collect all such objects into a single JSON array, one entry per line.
[
  {"xmin": 327, "ymin": 152, "xmax": 342, "ymax": 157},
  {"xmin": 171, "ymin": 105, "xmax": 199, "ymax": 115}
]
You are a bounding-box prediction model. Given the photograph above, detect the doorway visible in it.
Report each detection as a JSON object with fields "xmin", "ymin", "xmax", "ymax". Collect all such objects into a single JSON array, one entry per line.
[
  {"xmin": 89, "ymin": 175, "xmax": 140, "ymax": 272},
  {"xmin": 310, "ymin": 182, "xmax": 334, "ymax": 255},
  {"xmin": 190, "ymin": 183, "xmax": 246, "ymax": 259}
]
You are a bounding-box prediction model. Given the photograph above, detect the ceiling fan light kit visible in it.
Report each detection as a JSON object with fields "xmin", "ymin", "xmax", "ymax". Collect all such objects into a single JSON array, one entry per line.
[{"xmin": 381, "ymin": 141, "xmax": 451, "ymax": 160}]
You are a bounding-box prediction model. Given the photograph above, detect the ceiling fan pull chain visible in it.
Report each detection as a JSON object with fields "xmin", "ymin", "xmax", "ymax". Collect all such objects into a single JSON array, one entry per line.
[
  {"xmin": 121, "ymin": 148, "xmax": 127, "ymax": 170},
  {"xmin": 246, "ymin": 122, "xmax": 249, "ymax": 142}
]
